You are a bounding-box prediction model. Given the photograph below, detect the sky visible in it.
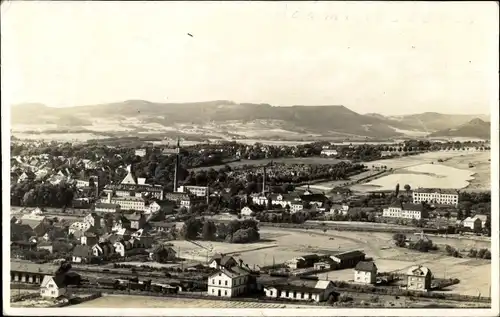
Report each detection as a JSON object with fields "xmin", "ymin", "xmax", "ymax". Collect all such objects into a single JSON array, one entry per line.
[{"xmin": 1, "ymin": 1, "xmax": 498, "ymax": 115}]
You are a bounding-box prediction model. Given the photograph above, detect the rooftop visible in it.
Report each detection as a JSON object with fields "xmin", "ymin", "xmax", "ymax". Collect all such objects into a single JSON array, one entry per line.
[
  {"xmin": 355, "ymin": 261, "xmax": 377, "ymax": 272},
  {"xmin": 413, "ymin": 188, "xmax": 459, "ymax": 195}
]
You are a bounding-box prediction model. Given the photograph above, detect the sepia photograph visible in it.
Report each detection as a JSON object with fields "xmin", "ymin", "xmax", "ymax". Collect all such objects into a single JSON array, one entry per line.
[{"xmin": 1, "ymin": 1, "xmax": 498, "ymax": 316}]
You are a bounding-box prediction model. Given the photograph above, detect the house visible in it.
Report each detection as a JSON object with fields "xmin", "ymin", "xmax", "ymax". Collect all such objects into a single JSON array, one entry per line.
[
  {"xmin": 40, "ymin": 275, "xmax": 69, "ymax": 298},
  {"xmin": 473, "ymin": 214, "xmax": 488, "ymax": 228},
  {"xmin": 18, "ymin": 171, "xmax": 36, "ymax": 183},
  {"xmin": 19, "ymin": 214, "xmax": 48, "ymax": 236},
  {"xmin": 84, "ymin": 212, "xmax": 101, "ymax": 229},
  {"xmin": 81, "ymin": 231, "xmax": 99, "ymax": 246},
  {"xmin": 406, "ymin": 265, "xmax": 432, "ymax": 291},
  {"xmin": 286, "ymin": 254, "xmax": 321, "ymax": 270},
  {"xmin": 209, "ymin": 254, "xmax": 238, "ymax": 269},
  {"xmin": 112, "ymin": 215, "xmax": 131, "ymax": 231},
  {"xmin": 149, "ymin": 221, "xmax": 176, "ymax": 232},
  {"xmin": 125, "ymin": 212, "xmax": 146, "ymax": 230},
  {"xmin": 263, "ymin": 278, "xmax": 337, "ymax": 302},
  {"xmin": 68, "ymin": 222, "xmax": 92, "ymax": 235},
  {"xmin": 240, "ymin": 206, "xmax": 255, "ymax": 217},
  {"xmin": 329, "ymin": 250, "xmax": 366, "ymax": 269},
  {"xmin": 321, "ymin": 149, "xmax": 338, "ymax": 156},
  {"xmin": 462, "ymin": 216, "xmax": 482, "ymax": 231},
  {"xmin": 354, "ymin": 261, "xmax": 377, "ymax": 284},
  {"xmin": 113, "ymin": 240, "xmax": 134, "ymax": 257},
  {"xmin": 412, "ymin": 188, "xmax": 459, "ymax": 206},
  {"xmin": 95, "ymin": 203, "xmax": 121, "ymax": 213},
  {"xmin": 149, "ymin": 245, "xmax": 177, "ymax": 262},
  {"xmin": 72, "ymin": 245, "xmax": 93, "ymax": 263},
  {"xmin": 92, "ymin": 242, "xmax": 115, "ymax": 257},
  {"xmin": 207, "ymin": 265, "xmax": 251, "ymax": 298},
  {"xmin": 382, "ymin": 201, "xmax": 429, "ymax": 220}
]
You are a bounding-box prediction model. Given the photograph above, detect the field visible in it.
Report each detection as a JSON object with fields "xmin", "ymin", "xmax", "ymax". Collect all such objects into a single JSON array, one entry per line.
[
  {"xmin": 349, "ymin": 151, "xmax": 490, "ymax": 192},
  {"xmin": 189, "ymin": 157, "xmax": 345, "ymax": 172},
  {"xmin": 75, "ymin": 294, "xmax": 326, "ymax": 308},
  {"xmin": 167, "ymin": 228, "xmax": 491, "ymax": 297}
]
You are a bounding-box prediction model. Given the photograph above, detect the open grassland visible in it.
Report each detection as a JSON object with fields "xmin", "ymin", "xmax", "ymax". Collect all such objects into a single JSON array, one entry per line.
[{"xmin": 74, "ymin": 294, "xmax": 326, "ymax": 308}]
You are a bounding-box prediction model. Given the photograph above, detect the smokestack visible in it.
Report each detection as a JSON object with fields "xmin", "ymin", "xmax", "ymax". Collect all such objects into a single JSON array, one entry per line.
[
  {"xmin": 262, "ymin": 167, "xmax": 266, "ymax": 195},
  {"xmin": 239, "ymin": 259, "xmax": 243, "ymax": 267},
  {"xmin": 173, "ymin": 139, "xmax": 180, "ymax": 193}
]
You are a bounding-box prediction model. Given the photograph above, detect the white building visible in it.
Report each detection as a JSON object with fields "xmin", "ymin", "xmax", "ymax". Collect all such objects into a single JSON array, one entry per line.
[
  {"xmin": 177, "ymin": 185, "xmax": 208, "ymax": 197},
  {"xmin": 354, "ymin": 261, "xmax": 377, "ymax": 285},
  {"xmin": 207, "ymin": 266, "xmax": 250, "ymax": 298},
  {"xmin": 40, "ymin": 275, "xmax": 69, "ymax": 298},
  {"xmin": 412, "ymin": 188, "xmax": 459, "ymax": 206},
  {"xmin": 240, "ymin": 206, "xmax": 255, "ymax": 217},
  {"xmin": 462, "ymin": 216, "xmax": 482, "ymax": 231},
  {"xmin": 320, "ymin": 149, "xmax": 338, "ymax": 157},
  {"xmin": 382, "ymin": 202, "xmax": 428, "ymax": 220},
  {"xmin": 263, "ymin": 280, "xmax": 335, "ymax": 302}
]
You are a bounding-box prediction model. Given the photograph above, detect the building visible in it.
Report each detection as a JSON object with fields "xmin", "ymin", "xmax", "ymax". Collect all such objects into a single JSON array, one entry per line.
[
  {"xmin": 412, "ymin": 188, "xmax": 459, "ymax": 206},
  {"xmin": 354, "ymin": 261, "xmax": 377, "ymax": 285},
  {"xmin": 263, "ymin": 279, "xmax": 336, "ymax": 303},
  {"xmin": 125, "ymin": 212, "xmax": 146, "ymax": 230},
  {"xmin": 40, "ymin": 275, "xmax": 69, "ymax": 298},
  {"xmin": 92, "ymin": 242, "xmax": 115, "ymax": 257},
  {"xmin": 19, "ymin": 214, "xmax": 48, "ymax": 236},
  {"xmin": 81, "ymin": 232, "xmax": 99, "ymax": 246},
  {"xmin": 406, "ymin": 265, "xmax": 432, "ymax": 291},
  {"xmin": 240, "ymin": 206, "xmax": 255, "ymax": 217},
  {"xmin": 10, "ymin": 261, "xmax": 55, "ymax": 284},
  {"xmin": 177, "ymin": 185, "xmax": 209, "ymax": 197},
  {"xmin": 68, "ymin": 222, "xmax": 92, "ymax": 235},
  {"xmin": 72, "ymin": 245, "xmax": 93, "ymax": 263},
  {"xmin": 18, "ymin": 171, "xmax": 36, "ymax": 183},
  {"xmin": 207, "ymin": 265, "xmax": 250, "ymax": 298},
  {"xmin": 474, "ymin": 214, "xmax": 488, "ymax": 228},
  {"xmin": 320, "ymin": 149, "xmax": 338, "ymax": 156},
  {"xmin": 135, "ymin": 149, "xmax": 147, "ymax": 157},
  {"xmin": 462, "ymin": 216, "xmax": 482, "ymax": 231},
  {"xmin": 95, "ymin": 203, "xmax": 121, "ymax": 213},
  {"xmin": 382, "ymin": 201, "xmax": 429, "ymax": 220},
  {"xmin": 148, "ymin": 245, "xmax": 177, "ymax": 262},
  {"xmin": 83, "ymin": 212, "xmax": 101, "ymax": 229},
  {"xmin": 329, "ymin": 250, "xmax": 366, "ymax": 269},
  {"xmin": 286, "ymin": 254, "xmax": 321, "ymax": 270},
  {"xmin": 209, "ymin": 254, "xmax": 238, "ymax": 269}
]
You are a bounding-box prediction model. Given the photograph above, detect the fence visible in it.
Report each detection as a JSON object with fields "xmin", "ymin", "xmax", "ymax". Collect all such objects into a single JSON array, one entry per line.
[{"xmin": 333, "ymin": 283, "xmax": 491, "ymax": 303}]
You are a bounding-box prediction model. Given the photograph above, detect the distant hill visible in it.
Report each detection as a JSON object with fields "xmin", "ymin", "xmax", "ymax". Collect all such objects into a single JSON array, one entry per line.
[
  {"xmin": 428, "ymin": 118, "xmax": 490, "ymax": 139},
  {"xmin": 383, "ymin": 112, "xmax": 490, "ymax": 132},
  {"xmin": 9, "ymin": 101, "xmax": 490, "ymax": 140}
]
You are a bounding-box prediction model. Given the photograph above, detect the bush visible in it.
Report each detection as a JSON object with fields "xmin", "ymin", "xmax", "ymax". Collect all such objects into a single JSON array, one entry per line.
[{"xmin": 338, "ymin": 294, "xmax": 353, "ymax": 303}]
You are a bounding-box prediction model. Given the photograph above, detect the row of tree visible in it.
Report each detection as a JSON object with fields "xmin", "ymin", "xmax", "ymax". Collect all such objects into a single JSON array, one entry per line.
[{"xmin": 180, "ymin": 218, "xmax": 260, "ymax": 244}]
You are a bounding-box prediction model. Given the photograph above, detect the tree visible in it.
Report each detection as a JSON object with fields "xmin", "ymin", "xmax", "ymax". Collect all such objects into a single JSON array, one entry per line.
[
  {"xmin": 201, "ymin": 221, "xmax": 217, "ymax": 241},
  {"xmin": 181, "ymin": 217, "xmax": 203, "ymax": 240},
  {"xmin": 456, "ymin": 209, "xmax": 463, "ymax": 221},
  {"xmin": 392, "ymin": 233, "xmax": 406, "ymax": 247},
  {"xmin": 395, "ymin": 184, "xmax": 400, "ymax": 197},
  {"xmin": 404, "ymin": 184, "xmax": 411, "ymax": 197},
  {"xmin": 484, "ymin": 216, "xmax": 491, "ymax": 236}
]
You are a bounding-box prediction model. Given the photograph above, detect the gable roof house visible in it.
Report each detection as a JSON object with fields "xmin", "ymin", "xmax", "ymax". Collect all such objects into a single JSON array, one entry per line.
[
  {"xmin": 208, "ymin": 254, "xmax": 238, "ymax": 269},
  {"xmin": 40, "ymin": 275, "xmax": 69, "ymax": 298}
]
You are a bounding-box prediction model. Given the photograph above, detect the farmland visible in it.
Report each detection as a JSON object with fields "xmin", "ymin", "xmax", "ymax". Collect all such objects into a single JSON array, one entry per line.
[
  {"xmin": 164, "ymin": 228, "xmax": 491, "ymax": 297},
  {"xmin": 189, "ymin": 157, "xmax": 344, "ymax": 172},
  {"xmin": 75, "ymin": 294, "xmax": 326, "ymax": 308}
]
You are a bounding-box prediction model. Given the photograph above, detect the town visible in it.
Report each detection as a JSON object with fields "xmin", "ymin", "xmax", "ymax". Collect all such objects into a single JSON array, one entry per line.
[{"xmin": 9, "ymin": 138, "xmax": 492, "ymax": 309}]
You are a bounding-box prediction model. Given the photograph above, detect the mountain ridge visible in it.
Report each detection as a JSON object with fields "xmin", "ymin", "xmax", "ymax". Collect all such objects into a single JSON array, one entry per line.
[{"xmin": 10, "ymin": 101, "xmax": 491, "ymax": 139}]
